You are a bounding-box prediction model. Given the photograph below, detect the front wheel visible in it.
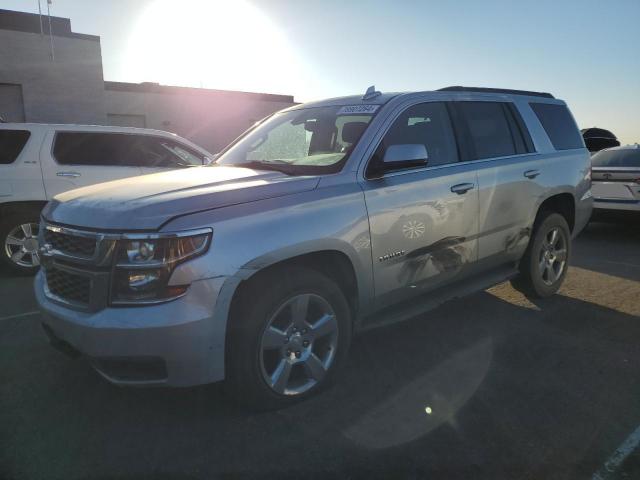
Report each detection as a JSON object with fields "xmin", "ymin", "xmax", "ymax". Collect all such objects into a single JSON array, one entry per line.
[
  {"xmin": 512, "ymin": 212, "xmax": 571, "ymax": 298},
  {"xmin": 1, "ymin": 212, "xmax": 42, "ymax": 275},
  {"xmin": 225, "ymin": 267, "xmax": 352, "ymax": 410}
]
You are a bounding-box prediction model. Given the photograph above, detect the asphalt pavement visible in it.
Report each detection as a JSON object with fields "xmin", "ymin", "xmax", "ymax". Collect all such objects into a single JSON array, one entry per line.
[{"xmin": 1, "ymin": 220, "xmax": 639, "ymax": 479}]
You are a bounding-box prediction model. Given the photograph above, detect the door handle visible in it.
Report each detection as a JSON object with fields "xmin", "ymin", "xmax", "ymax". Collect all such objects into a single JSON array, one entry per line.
[
  {"xmin": 524, "ymin": 169, "xmax": 540, "ymax": 179},
  {"xmin": 56, "ymin": 171, "xmax": 81, "ymax": 178},
  {"xmin": 450, "ymin": 182, "xmax": 475, "ymax": 194}
]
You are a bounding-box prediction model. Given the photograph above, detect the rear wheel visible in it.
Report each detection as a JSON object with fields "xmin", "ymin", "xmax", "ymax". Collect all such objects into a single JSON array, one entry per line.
[
  {"xmin": 0, "ymin": 212, "xmax": 41, "ymax": 275},
  {"xmin": 225, "ymin": 267, "xmax": 352, "ymax": 410},
  {"xmin": 511, "ymin": 212, "xmax": 571, "ymax": 298}
]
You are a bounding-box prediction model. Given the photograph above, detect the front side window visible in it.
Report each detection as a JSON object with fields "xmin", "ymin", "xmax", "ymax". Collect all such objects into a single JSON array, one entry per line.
[
  {"xmin": 366, "ymin": 102, "xmax": 458, "ymax": 176},
  {"xmin": 217, "ymin": 105, "xmax": 376, "ymax": 175},
  {"xmin": 456, "ymin": 101, "xmax": 517, "ymax": 160},
  {"xmin": 592, "ymin": 149, "xmax": 640, "ymax": 167},
  {"xmin": 530, "ymin": 103, "xmax": 584, "ymax": 151},
  {"xmin": 138, "ymin": 138, "xmax": 205, "ymax": 167},
  {"xmin": 0, "ymin": 130, "xmax": 30, "ymax": 164}
]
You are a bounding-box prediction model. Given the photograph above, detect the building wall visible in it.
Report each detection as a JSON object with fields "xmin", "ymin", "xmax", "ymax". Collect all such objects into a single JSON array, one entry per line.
[
  {"xmin": 104, "ymin": 85, "xmax": 294, "ymax": 153},
  {"xmin": 0, "ymin": 9, "xmax": 295, "ymax": 153},
  {"xmin": 0, "ymin": 28, "xmax": 106, "ymax": 124}
]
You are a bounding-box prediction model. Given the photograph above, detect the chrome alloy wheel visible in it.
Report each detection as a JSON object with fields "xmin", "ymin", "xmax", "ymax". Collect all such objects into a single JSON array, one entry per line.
[
  {"xmin": 259, "ymin": 293, "xmax": 339, "ymax": 396},
  {"xmin": 4, "ymin": 222, "xmax": 40, "ymax": 268},
  {"xmin": 538, "ymin": 226, "xmax": 567, "ymax": 286}
]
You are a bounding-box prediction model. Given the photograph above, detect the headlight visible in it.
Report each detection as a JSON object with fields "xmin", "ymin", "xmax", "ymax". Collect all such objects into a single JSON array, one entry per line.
[{"xmin": 111, "ymin": 229, "xmax": 212, "ymax": 305}]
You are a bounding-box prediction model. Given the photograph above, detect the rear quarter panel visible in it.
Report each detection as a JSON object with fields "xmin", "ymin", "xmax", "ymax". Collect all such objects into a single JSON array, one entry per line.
[
  {"xmin": 0, "ymin": 126, "xmax": 47, "ymax": 204},
  {"xmin": 514, "ymin": 98, "xmax": 592, "ymax": 236}
]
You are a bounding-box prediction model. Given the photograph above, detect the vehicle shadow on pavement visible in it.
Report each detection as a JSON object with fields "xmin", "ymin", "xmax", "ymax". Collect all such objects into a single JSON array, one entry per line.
[
  {"xmin": 572, "ymin": 219, "xmax": 640, "ymax": 282},
  {"xmin": 3, "ymin": 287, "xmax": 640, "ymax": 480}
]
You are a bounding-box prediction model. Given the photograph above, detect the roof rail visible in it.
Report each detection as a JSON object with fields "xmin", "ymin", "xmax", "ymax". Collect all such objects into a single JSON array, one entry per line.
[{"xmin": 438, "ymin": 86, "xmax": 554, "ymax": 99}]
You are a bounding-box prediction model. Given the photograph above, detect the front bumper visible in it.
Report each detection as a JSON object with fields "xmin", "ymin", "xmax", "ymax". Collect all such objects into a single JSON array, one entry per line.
[{"xmin": 35, "ymin": 272, "xmax": 229, "ymax": 387}]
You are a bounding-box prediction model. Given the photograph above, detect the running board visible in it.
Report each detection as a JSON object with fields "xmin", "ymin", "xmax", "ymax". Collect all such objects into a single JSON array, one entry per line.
[{"xmin": 361, "ymin": 265, "xmax": 519, "ymax": 332}]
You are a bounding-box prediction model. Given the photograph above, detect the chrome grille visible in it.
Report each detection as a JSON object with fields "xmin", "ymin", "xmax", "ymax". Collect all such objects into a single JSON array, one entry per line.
[
  {"xmin": 44, "ymin": 228, "xmax": 96, "ymax": 257},
  {"xmin": 40, "ymin": 223, "xmax": 113, "ymax": 311},
  {"xmin": 45, "ymin": 267, "xmax": 91, "ymax": 306}
]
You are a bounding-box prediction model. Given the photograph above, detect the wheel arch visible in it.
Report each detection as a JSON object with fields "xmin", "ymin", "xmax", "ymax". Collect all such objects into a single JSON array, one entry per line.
[
  {"xmin": 0, "ymin": 201, "xmax": 48, "ymax": 222},
  {"xmin": 228, "ymin": 246, "xmax": 372, "ymax": 334},
  {"xmin": 532, "ymin": 191, "xmax": 576, "ymax": 233}
]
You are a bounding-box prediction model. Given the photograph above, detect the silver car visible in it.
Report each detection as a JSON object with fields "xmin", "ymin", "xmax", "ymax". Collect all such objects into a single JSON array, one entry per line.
[
  {"xmin": 591, "ymin": 144, "xmax": 640, "ymax": 213},
  {"xmin": 35, "ymin": 86, "xmax": 592, "ymax": 409}
]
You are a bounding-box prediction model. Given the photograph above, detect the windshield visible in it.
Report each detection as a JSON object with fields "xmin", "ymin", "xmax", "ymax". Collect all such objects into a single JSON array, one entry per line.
[
  {"xmin": 216, "ymin": 105, "xmax": 376, "ymax": 174},
  {"xmin": 592, "ymin": 148, "xmax": 640, "ymax": 167}
]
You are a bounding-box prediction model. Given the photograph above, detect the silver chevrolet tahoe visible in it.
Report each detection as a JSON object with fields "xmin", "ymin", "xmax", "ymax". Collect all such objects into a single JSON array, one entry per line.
[{"xmin": 35, "ymin": 86, "xmax": 592, "ymax": 409}]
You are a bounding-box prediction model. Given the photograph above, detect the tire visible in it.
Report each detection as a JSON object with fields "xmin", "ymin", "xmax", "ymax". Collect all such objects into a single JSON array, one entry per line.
[
  {"xmin": 0, "ymin": 211, "xmax": 42, "ymax": 275},
  {"xmin": 225, "ymin": 266, "xmax": 352, "ymax": 411},
  {"xmin": 511, "ymin": 212, "xmax": 571, "ymax": 298}
]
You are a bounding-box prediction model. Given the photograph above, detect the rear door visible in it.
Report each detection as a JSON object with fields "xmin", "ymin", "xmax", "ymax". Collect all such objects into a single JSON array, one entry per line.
[
  {"xmin": 591, "ymin": 148, "xmax": 640, "ymax": 207},
  {"xmin": 451, "ymin": 100, "xmax": 541, "ymax": 267},
  {"xmin": 40, "ymin": 131, "xmax": 144, "ymax": 199},
  {"xmin": 361, "ymin": 101, "xmax": 480, "ymax": 308}
]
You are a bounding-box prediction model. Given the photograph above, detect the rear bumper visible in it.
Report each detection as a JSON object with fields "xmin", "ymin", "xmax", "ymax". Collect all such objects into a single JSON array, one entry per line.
[
  {"xmin": 594, "ymin": 198, "xmax": 640, "ymax": 212},
  {"xmin": 35, "ymin": 272, "xmax": 230, "ymax": 387}
]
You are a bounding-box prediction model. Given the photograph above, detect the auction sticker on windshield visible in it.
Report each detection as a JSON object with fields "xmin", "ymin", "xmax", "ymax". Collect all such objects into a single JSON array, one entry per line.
[{"xmin": 337, "ymin": 105, "xmax": 380, "ymax": 115}]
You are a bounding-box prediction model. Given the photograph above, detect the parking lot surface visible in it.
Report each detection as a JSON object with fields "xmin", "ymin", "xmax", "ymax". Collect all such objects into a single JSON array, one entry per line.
[{"xmin": 1, "ymin": 221, "xmax": 639, "ymax": 479}]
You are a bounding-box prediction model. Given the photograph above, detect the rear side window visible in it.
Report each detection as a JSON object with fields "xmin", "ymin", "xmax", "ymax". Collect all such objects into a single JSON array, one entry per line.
[
  {"xmin": 455, "ymin": 102, "xmax": 519, "ymax": 160},
  {"xmin": 0, "ymin": 130, "xmax": 30, "ymax": 164},
  {"xmin": 54, "ymin": 132, "xmax": 143, "ymax": 166},
  {"xmin": 54, "ymin": 132, "xmax": 204, "ymax": 168},
  {"xmin": 530, "ymin": 103, "xmax": 584, "ymax": 150},
  {"xmin": 592, "ymin": 149, "xmax": 640, "ymax": 167}
]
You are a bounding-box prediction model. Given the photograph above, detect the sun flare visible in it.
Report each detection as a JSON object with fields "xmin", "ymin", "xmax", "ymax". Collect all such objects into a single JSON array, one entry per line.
[{"xmin": 124, "ymin": 0, "xmax": 300, "ymax": 94}]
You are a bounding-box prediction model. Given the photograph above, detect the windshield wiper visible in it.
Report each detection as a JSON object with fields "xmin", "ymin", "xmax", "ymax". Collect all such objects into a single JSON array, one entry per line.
[{"xmin": 233, "ymin": 160, "xmax": 297, "ymax": 175}]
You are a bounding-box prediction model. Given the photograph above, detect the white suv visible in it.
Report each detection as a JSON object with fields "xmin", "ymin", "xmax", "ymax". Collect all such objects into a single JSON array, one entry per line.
[{"xmin": 0, "ymin": 123, "xmax": 214, "ymax": 274}]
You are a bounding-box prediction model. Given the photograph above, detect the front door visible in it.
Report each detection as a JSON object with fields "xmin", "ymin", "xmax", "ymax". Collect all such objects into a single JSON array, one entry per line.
[{"xmin": 360, "ymin": 101, "xmax": 479, "ymax": 308}]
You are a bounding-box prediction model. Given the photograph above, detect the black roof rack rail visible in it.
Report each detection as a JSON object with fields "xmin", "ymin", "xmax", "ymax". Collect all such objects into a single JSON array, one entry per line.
[{"xmin": 438, "ymin": 86, "xmax": 554, "ymax": 99}]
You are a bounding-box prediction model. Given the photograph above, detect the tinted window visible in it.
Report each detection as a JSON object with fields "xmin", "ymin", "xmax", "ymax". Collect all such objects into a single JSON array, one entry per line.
[
  {"xmin": 0, "ymin": 130, "xmax": 30, "ymax": 164},
  {"xmin": 456, "ymin": 102, "xmax": 517, "ymax": 160},
  {"xmin": 592, "ymin": 149, "xmax": 640, "ymax": 167},
  {"xmin": 53, "ymin": 133, "xmax": 202, "ymax": 168},
  {"xmin": 54, "ymin": 132, "xmax": 144, "ymax": 166},
  {"xmin": 367, "ymin": 102, "xmax": 458, "ymax": 175},
  {"xmin": 505, "ymin": 104, "xmax": 535, "ymax": 154},
  {"xmin": 139, "ymin": 138, "xmax": 205, "ymax": 167},
  {"xmin": 530, "ymin": 103, "xmax": 584, "ymax": 150}
]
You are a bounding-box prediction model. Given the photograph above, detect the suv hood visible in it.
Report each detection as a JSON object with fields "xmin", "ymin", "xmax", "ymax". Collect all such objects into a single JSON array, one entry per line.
[{"xmin": 43, "ymin": 166, "xmax": 320, "ymax": 230}]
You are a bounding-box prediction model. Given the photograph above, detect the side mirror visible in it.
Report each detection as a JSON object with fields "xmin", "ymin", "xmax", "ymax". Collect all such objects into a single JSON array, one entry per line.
[{"xmin": 382, "ymin": 144, "xmax": 428, "ymax": 171}]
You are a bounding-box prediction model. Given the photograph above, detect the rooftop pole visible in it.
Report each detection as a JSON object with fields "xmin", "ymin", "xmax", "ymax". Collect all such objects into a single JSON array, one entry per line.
[
  {"xmin": 37, "ymin": 0, "xmax": 43, "ymax": 36},
  {"xmin": 46, "ymin": 0, "xmax": 54, "ymax": 61}
]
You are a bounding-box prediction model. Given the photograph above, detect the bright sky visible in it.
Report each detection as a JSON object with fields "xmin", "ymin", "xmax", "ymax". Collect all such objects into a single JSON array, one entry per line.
[{"xmin": 4, "ymin": 0, "xmax": 640, "ymax": 143}]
